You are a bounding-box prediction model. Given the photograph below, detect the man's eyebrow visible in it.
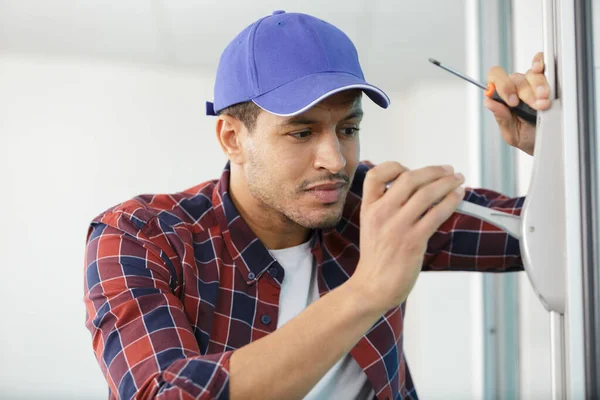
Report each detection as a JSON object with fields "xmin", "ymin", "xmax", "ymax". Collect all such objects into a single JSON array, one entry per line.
[
  {"xmin": 341, "ymin": 109, "xmax": 364, "ymax": 122},
  {"xmin": 278, "ymin": 109, "xmax": 364, "ymax": 127},
  {"xmin": 278, "ymin": 116, "xmax": 318, "ymax": 127}
]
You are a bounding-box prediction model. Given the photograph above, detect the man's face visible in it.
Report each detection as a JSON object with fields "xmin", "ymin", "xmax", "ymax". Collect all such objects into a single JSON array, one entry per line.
[{"xmin": 240, "ymin": 90, "xmax": 362, "ymax": 229}]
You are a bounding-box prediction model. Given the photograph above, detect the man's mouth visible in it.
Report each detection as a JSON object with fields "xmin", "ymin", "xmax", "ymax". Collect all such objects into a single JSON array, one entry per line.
[{"xmin": 304, "ymin": 181, "xmax": 347, "ymax": 203}]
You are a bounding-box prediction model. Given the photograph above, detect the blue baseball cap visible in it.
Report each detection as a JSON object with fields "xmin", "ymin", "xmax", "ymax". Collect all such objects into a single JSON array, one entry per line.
[{"xmin": 206, "ymin": 10, "xmax": 390, "ymax": 117}]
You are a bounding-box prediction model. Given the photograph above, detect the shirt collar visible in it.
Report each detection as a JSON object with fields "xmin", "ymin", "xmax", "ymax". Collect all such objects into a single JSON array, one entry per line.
[{"xmin": 212, "ymin": 162, "xmax": 321, "ymax": 284}]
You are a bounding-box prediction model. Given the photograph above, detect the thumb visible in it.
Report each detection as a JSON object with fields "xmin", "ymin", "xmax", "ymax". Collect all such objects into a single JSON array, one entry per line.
[
  {"xmin": 484, "ymin": 97, "xmax": 513, "ymax": 127},
  {"xmin": 484, "ymin": 97, "xmax": 519, "ymax": 147}
]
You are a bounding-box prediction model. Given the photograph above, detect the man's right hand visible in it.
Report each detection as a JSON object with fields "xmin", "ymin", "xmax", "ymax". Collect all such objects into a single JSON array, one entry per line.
[{"xmin": 349, "ymin": 162, "xmax": 465, "ymax": 314}]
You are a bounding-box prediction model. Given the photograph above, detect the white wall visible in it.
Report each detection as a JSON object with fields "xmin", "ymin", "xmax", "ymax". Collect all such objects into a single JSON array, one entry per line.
[
  {"xmin": 0, "ymin": 54, "xmax": 481, "ymax": 399},
  {"xmin": 0, "ymin": 54, "xmax": 226, "ymax": 399}
]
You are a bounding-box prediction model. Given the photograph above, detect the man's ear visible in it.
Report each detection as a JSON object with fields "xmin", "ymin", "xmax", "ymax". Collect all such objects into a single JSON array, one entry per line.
[{"xmin": 216, "ymin": 115, "xmax": 246, "ymax": 165}]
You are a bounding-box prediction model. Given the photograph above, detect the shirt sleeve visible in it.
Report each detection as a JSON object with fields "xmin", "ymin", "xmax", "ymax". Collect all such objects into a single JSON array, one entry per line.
[
  {"xmin": 423, "ymin": 188, "xmax": 525, "ymax": 272},
  {"xmin": 84, "ymin": 217, "xmax": 232, "ymax": 399}
]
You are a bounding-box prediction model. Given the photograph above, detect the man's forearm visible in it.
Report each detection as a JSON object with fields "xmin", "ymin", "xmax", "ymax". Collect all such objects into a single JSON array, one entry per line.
[{"xmin": 229, "ymin": 279, "xmax": 382, "ymax": 400}]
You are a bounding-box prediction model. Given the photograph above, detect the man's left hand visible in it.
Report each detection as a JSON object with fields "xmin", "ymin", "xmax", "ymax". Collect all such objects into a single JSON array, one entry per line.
[{"xmin": 485, "ymin": 52, "xmax": 551, "ymax": 156}]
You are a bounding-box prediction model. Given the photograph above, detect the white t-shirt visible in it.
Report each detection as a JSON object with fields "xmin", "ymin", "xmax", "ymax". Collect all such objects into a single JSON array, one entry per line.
[{"xmin": 269, "ymin": 241, "xmax": 374, "ymax": 400}]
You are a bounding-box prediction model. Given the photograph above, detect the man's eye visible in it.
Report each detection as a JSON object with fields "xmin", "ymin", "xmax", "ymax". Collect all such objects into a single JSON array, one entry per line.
[
  {"xmin": 291, "ymin": 131, "xmax": 312, "ymax": 139},
  {"xmin": 341, "ymin": 127, "xmax": 360, "ymax": 136}
]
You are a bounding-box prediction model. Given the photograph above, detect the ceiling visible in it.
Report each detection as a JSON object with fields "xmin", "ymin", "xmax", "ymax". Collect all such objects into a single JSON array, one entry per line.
[{"xmin": 0, "ymin": 0, "xmax": 466, "ymax": 90}]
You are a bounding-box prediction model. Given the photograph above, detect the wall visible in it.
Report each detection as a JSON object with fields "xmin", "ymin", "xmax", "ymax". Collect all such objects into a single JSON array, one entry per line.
[{"xmin": 0, "ymin": 54, "xmax": 226, "ymax": 399}]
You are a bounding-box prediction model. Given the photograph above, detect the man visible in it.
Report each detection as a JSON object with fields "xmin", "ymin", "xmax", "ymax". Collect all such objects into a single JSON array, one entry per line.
[{"xmin": 84, "ymin": 11, "xmax": 550, "ymax": 400}]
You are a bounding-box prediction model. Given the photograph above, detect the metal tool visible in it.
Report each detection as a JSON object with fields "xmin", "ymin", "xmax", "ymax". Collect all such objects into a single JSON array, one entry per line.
[{"xmin": 429, "ymin": 58, "xmax": 537, "ymax": 125}]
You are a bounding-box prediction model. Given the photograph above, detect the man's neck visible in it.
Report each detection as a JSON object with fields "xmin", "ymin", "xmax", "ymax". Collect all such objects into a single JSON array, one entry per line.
[{"xmin": 228, "ymin": 173, "xmax": 311, "ymax": 250}]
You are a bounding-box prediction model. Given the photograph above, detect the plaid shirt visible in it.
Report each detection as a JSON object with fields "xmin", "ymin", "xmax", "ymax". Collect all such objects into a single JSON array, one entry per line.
[{"xmin": 84, "ymin": 161, "xmax": 524, "ymax": 400}]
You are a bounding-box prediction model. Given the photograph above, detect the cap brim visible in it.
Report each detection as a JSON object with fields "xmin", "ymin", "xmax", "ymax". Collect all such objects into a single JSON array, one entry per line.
[{"xmin": 252, "ymin": 72, "xmax": 390, "ymax": 116}]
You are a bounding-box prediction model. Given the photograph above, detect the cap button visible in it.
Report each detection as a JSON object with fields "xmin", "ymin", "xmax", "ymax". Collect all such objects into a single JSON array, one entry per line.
[{"xmin": 272, "ymin": 10, "xmax": 285, "ymax": 15}]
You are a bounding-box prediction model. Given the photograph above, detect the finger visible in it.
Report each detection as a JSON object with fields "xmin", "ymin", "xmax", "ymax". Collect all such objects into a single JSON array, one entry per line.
[
  {"xmin": 525, "ymin": 69, "xmax": 552, "ymax": 110},
  {"xmin": 396, "ymin": 172, "xmax": 465, "ymax": 225},
  {"xmin": 483, "ymin": 98, "xmax": 520, "ymax": 147},
  {"xmin": 484, "ymin": 97, "xmax": 513, "ymax": 122},
  {"xmin": 382, "ymin": 165, "xmax": 455, "ymax": 209},
  {"xmin": 510, "ymin": 72, "xmax": 537, "ymax": 107},
  {"xmin": 525, "ymin": 69, "xmax": 550, "ymax": 98},
  {"xmin": 533, "ymin": 98, "xmax": 551, "ymax": 110},
  {"xmin": 531, "ymin": 52, "xmax": 544, "ymax": 73},
  {"xmin": 488, "ymin": 66, "xmax": 519, "ymax": 107},
  {"xmin": 412, "ymin": 186, "xmax": 465, "ymax": 240},
  {"xmin": 363, "ymin": 162, "xmax": 408, "ymax": 205}
]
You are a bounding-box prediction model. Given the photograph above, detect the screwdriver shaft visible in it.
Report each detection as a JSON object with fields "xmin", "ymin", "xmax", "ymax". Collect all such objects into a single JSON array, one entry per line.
[{"xmin": 428, "ymin": 58, "xmax": 488, "ymax": 90}]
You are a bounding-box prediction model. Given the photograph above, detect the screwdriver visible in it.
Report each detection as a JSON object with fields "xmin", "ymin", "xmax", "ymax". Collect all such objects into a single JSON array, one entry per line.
[{"xmin": 428, "ymin": 58, "xmax": 537, "ymax": 125}]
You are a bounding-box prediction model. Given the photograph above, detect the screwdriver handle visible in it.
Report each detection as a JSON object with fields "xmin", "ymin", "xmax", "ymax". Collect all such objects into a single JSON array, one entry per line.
[{"xmin": 485, "ymin": 83, "xmax": 537, "ymax": 125}]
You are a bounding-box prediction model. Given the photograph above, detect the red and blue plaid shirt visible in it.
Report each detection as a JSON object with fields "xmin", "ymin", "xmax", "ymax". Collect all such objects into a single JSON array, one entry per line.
[{"xmin": 84, "ymin": 161, "xmax": 524, "ymax": 400}]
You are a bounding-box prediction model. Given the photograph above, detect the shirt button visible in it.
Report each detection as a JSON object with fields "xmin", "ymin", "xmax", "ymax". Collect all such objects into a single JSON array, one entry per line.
[
  {"xmin": 268, "ymin": 267, "xmax": 279, "ymax": 278},
  {"xmin": 261, "ymin": 314, "xmax": 271, "ymax": 325},
  {"xmin": 248, "ymin": 272, "xmax": 256, "ymax": 280}
]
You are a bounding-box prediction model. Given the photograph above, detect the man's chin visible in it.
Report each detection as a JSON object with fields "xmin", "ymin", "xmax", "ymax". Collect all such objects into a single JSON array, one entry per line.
[{"xmin": 291, "ymin": 209, "xmax": 344, "ymax": 229}]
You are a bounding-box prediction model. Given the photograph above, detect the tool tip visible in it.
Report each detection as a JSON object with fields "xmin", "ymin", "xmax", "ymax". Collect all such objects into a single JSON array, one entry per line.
[{"xmin": 428, "ymin": 58, "xmax": 441, "ymax": 66}]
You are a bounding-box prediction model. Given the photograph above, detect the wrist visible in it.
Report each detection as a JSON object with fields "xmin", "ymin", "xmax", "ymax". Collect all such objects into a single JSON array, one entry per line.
[{"xmin": 342, "ymin": 275, "xmax": 388, "ymax": 320}]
